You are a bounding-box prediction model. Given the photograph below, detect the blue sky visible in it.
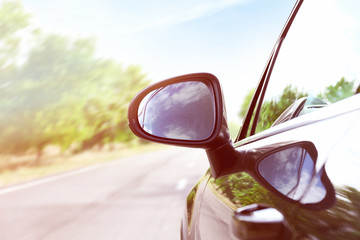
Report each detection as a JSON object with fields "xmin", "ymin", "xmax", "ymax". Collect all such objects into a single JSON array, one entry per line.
[{"xmin": 22, "ymin": 0, "xmax": 296, "ymax": 121}]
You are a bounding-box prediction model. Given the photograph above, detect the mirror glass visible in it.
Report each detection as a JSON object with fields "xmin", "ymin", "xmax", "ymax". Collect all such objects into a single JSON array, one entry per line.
[
  {"xmin": 258, "ymin": 147, "xmax": 326, "ymax": 202},
  {"xmin": 137, "ymin": 81, "xmax": 215, "ymax": 140}
]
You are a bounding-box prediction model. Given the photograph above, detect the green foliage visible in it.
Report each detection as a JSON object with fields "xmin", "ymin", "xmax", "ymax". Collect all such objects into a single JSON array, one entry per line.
[
  {"xmin": 256, "ymin": 85, "xmax": 307, "ymax": 133},
  {"xmin": 318, "ymin": 77, "xmax": 354, "ymax": 103},
  {"xmin": 214, "ymin": 172, "xmax": 273, "ymax": 206},
  {"xmin": 0, "ymin": 0, "xmax": 30, "ymax": 73},
  {"xmin": 0, "ymin": 1, "xmax": 150, "ymax": 161},
  {"xmin": 239, "ymin": 78, "xmax": 355, "ymax": 135},
  {"xmin": 238, "ymin": 88, "xmax": 255, "ymax": 119}
]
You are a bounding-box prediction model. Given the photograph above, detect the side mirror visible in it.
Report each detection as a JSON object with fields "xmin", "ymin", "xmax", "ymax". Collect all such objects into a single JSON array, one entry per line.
[
  {"xmin": 252, "ymin": 141, "xmax": 335, "ymax": 210},
  {"xmin": 128, "ymin": 73, "xmax": 237, "ymax": 178},
  {"xmin": 128, "ymin": 73, "xmax": 229, "ymax": 149}
]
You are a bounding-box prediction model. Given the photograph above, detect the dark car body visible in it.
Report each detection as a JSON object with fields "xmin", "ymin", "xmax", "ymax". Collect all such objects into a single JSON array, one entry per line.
[
  {"xmin": 128, "ymin": 0, "xmax": 360, "ymax": 239},
  {"xmin": 183, "ymin": 94, "xmax": 359, "ymax": 239}
]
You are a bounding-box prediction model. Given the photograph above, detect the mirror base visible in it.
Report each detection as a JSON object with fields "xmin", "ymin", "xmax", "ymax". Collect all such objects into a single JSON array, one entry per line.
[{"xmin": 206, "ymin": 141, "xmax": 245, "ymax": 178}]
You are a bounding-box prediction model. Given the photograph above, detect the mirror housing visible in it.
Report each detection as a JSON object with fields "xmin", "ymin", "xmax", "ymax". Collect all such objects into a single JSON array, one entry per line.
[
  {"xmin": 245, "ymin": 141, "xmax": 335, "ymax": 210},
  {"xmin": 128, "ymin": 73, "xmax": 237, "ymax": 177},
  {"xmin": 128, "ymin": 73, "xmax": 229, "ymax": 149}
]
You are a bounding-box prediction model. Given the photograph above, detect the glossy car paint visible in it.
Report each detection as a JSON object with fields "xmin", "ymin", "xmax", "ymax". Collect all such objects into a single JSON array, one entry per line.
[{"xmin": 193, "ymin": 95, "xmax": 359, "ymax": 239}]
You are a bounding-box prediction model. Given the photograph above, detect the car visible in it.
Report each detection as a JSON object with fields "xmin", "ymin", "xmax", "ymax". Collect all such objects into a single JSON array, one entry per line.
[{"xmin": 128, "ymin": 0, "xmax": 360, "ymax": 239}]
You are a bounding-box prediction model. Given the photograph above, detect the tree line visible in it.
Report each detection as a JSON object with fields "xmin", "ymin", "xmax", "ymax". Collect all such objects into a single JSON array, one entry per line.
[
  {"xmin": 0, "ymin": 0, "xmax": 150, "ymax": 162},
  {"xmin": 239, "ymin": 77, "xmax": 355, "ymax": 133}
]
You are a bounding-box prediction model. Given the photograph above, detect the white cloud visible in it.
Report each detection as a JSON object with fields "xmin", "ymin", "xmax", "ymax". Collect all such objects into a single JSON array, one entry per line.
[
  {"xmin": 163, "ymin": 125, "xmax": 196, "ymax": 140},
  {"xmin": 112, "ymin": 0, "xmax": 250, "ymax": 35}
]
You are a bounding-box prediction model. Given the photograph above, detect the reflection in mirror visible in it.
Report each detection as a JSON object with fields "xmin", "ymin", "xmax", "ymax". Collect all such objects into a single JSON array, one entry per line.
[
  {"xmin": 300, "ymin": 169, "xmax": 326, "ymax": 204},
  {"xmin": 258, "ymin": 147, "xmax": 325, "ymax": 202},
  {"xmin": 137, "ymin": 81, "xmax": 215, "ymax": 140}
]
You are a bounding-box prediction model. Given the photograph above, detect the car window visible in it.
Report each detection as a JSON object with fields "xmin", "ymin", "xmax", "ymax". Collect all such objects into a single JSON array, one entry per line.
[{"xmin": 254, "ymin": 0, "xmax": 360, "ymax": 134}]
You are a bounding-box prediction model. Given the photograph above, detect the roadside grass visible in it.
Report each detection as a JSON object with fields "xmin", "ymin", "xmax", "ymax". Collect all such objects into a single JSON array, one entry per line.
[{"xmin": 0, "ymin": 143, "xmax": 164, "ymax": 188}]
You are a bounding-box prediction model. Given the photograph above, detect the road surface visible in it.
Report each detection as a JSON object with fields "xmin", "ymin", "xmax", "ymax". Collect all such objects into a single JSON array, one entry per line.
[{"xmin": 0, "ymin": 147, "xmax": 210, "ymax": 240}]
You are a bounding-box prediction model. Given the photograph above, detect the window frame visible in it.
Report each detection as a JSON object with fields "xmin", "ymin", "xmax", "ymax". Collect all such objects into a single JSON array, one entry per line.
[{"xmin": 235, "ymin": 0, "xmax": 304, "ymax": 143}]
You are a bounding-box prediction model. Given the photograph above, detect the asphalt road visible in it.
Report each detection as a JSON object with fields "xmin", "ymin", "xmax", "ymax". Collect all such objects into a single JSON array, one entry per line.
[{"xmin": 0, "ymin": 147, "xmax": 210, "ymax": 240}]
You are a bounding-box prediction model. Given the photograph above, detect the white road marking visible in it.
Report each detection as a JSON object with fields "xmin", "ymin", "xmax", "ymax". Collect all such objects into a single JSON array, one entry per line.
[
  {"xmin": 175, "ymin": 178, "xmax": 188, "ymax": 191},
  {"xmin": 0, "ymin": 165, "xmax": 100, "ymax": 196}
]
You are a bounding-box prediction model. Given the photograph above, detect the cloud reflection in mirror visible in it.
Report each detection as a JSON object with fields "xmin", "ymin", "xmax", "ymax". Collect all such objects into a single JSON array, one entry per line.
[
  {"xmin": 138, "ymin": 81, "xmax": 215, "ymax": 140},
  {"xmin": 258, "ymin": 147, "xmax": 326, "ymax": 203}
]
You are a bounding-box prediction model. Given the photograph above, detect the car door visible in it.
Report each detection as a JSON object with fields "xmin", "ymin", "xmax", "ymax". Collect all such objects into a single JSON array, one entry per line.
[{"xmin": 197, "ymin": 0, "xmax": 360, "ymax": 239}]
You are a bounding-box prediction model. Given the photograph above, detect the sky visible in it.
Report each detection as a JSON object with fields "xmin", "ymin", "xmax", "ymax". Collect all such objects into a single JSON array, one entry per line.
[{"xmin": 22, "ymin": 0, "xmax": 297, "ymax": 122}]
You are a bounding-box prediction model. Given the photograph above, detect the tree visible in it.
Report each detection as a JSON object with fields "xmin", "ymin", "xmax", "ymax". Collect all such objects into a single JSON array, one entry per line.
[
  {"xmin": 318, "ymin": 77, "xmax": 354, "ymax": 103},
  {"xmin": 256, "ymin": 85, "xmax": 307, "ymax": 133},
  {"xmin": 0, "ymin": 0, "xmax": 30, "ymax": 76},
  {"xmin": 239, "ymin": 78, "xmax": 355, "ymax": 135},
  {"xmin": 0, "ymin": 1, "xmax": 150, "ymax": 163}
]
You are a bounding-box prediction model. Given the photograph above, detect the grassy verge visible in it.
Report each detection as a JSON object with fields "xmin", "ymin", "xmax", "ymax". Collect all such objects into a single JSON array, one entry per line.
[{"xmin": 0, "ymin": 144, "xmax": 164, "ymax": 188}]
